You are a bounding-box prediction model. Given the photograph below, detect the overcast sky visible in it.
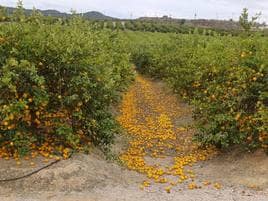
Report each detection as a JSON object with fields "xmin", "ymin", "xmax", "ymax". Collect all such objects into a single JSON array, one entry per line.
[{"xmin": 0, "ymin": 0, "xmax": 267, "ymax": 22}]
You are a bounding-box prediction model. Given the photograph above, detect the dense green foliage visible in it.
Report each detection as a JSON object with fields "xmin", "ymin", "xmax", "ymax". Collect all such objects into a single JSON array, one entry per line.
[
  {"xmin": 0, "ymin": 12, "xmax": 134, "ymax": 157},
  {"xmin": 125, "ymin": 31, "xmax": 268, "ymax": 152}
]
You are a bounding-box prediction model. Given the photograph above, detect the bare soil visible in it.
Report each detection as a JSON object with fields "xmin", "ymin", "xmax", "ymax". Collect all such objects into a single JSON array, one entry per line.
[{"xmin": 0, "ymin": 145, "xmax": 267, "ymax": 201}]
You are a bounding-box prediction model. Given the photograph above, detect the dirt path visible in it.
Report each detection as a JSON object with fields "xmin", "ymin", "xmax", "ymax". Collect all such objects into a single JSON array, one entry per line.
[
  {"xmin": 0, "ymin": 75, "xmax": 267, "ymax": 201},
  {"xmin": 117, "ymin": 75, "xmax": 219, "ymax": 191}
]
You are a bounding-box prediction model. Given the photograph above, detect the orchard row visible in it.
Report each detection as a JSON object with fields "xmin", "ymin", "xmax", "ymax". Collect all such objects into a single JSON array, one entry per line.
[{"xmin": 126, "ymin": 31, "xmax": 267, "ymax": 152}]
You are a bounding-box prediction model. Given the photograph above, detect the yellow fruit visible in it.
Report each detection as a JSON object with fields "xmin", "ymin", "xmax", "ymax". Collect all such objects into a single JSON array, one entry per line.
[
  {"xmin": 9, "ymin": 114, "xmax": 14, "ymax": 120},
  {"xmin": 202, "ymin": 180, "xmax": 211, "ymax": 186},
  {"xmin": 165, "ymin": 186, "xmax": 171, "ymax": 193},
  {"xmin": 142, "ymin": 180, "xmax": 150, "ymax": 187},
  {"xmin": 55, "ymin": 156, "xmax": 61, "ymax": 160},
  {"xmin": 34, "ymin": 119, "xmax": 41, "ymax": 125},
  {"xmin": 214, "ymin": 183, "xmax": 221, "ymax": 189},
  {"xmin": 0, "ymin": 37, "xmax": 5, "ymax": 43},
  {"xmin": 188, "ymin": 183, "xmax": 197, "ymax": 190},
  {"xmin": 235, "ymin": 113, "xmax": 241, "ymax": 121},
  {"xmin": 177, "ymin": 179, "xmax": 183, "ymax": 183}
]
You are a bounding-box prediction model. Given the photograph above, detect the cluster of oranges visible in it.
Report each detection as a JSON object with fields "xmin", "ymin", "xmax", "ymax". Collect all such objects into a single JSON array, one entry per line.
[
  {"xmin": 0, "ymin": 92, "xmax": 80, "ymax": 161},
  {"xmin": 0, "ymin": 36, "xmax": 5, "ymax": 44},
  {"xmin": 0, "ymin": 135, "xmax": 72, "ymax": 164},
  {"xmin": 117, "ymin": 75, "xmax": 219, "ymax": 193}
]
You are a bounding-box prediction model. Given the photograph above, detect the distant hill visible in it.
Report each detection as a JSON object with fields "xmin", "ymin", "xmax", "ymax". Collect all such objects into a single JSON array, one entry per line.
[
  {"xmin": 2, "ymin": 6, "xmax": 115, "ymax": 20},
  {"xmin": 82, "ymin": 11, "xmax": 114, "ymax": 20}
]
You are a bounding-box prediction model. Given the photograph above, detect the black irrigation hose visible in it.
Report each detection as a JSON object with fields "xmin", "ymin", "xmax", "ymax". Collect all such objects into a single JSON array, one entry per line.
[{"xmin": 0, "ymin": 153, "xmax": 73, "ymax": 182}]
